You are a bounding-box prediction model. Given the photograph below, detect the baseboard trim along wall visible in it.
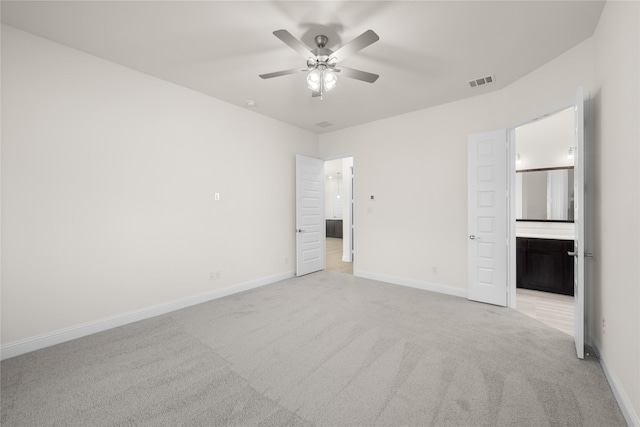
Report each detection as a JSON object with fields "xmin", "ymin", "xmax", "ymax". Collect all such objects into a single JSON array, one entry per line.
[
  {"xmin": 0, "ymin": 271, "xmax": 295, "ymax": 361},
  {"xmin": 355, "ymin": 270, "xmax": 468, "ymax": 299},
  {"xmin": 590, "ymin": 335, "xmax": 640, "ymax": 427}
]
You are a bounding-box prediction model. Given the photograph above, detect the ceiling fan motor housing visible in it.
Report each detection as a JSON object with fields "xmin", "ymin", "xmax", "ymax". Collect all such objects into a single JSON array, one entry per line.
[
  {"xmin": 308, "ymin": 35, "xmax": 335, "ymax": 69},
  {"xmin": 314, "ymin": 35, "xmax": 328, "ymax": 48}
]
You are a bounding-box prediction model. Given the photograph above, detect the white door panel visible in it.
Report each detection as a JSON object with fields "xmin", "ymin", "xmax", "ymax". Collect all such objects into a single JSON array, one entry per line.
[
  {"xmin": 468, "ymin": 130, "xmax": 508, "ymax": 306},
  {"xmin": 296, "ymin": 155, "xmax": 325, "ymax": 276},
  {"xmin": 573, "ymin": 88, "xmax": 586, "ymax": 359}
]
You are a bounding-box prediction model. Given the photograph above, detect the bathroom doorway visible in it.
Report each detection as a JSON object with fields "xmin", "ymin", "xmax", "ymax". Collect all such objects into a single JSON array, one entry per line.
[
  {"xmin": 324, "ymin": 157, "xmax": 354, "ymax": 275},
  {"xmin": 513, "ymin": 106, "xmax": 576, "ymax": 335}
]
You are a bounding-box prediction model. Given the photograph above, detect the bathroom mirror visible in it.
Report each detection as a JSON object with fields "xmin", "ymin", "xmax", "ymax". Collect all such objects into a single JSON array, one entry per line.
[{"xmin": 516, "ymin": 167, "xmax": 574, "ymax": 221}]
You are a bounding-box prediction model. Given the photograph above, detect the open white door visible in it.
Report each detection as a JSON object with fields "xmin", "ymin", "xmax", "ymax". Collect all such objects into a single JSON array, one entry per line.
[
  {"xmin": 295, "ymin": 155, "xmax": 325, "ymax": 276},
  {"xmin": 468, "ymin": 130, "xmax": 508, "ymax": 306},
  {"xmin": 572, "ymin": 88, "xmax": 586, "ymax": 359}
]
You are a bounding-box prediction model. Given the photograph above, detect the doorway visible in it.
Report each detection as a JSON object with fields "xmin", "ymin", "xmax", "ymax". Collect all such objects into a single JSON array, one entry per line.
[
  {"xmin": 512, "ymin": 106, "xmax": 576, "ymax": 336},
  {"xmin": 468, "ymin": 88, "xmax": 585, "ymax": 358},
  {"xmin": 324, "ymin": 157, "xmax": 354, "ymax": 275}
]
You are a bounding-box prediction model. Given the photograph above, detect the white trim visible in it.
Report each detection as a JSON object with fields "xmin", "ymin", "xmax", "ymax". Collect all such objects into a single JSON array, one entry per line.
[
  {"xmin": 0, "ymin": 271, "xmax": 294, "ymax": 361},
  {"xmin": 590, "ymin": 335, "xmax": 640, "ymax": 427},
  {"xmin": 355, "ymin": 270, "xmax": 468, "ymax": 299},
  {"xmin": 507, "ymin": 127, "xmax": 517, "ymax": 309}
]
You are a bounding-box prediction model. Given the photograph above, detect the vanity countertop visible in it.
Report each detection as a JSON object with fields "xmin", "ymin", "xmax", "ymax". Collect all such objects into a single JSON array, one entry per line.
[
  {"xmin": 516, "ymin": 233, "xmax": 574, "ymax": 240},
  {"xmin": 516, "ymin": 221, "xmax": 574, "ymax": 241}
]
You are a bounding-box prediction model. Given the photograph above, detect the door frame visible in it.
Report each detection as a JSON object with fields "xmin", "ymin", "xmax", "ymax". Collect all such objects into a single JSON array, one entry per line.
[
  {"xmin": 506, "ymin": 97, "xmax": 579, "ymax": 309},
  {"xmin": 323, "ymin": 154, "xmax": 356, "ymax": 273},
  {"xmin": 507, "ymin": 91, "xmax": 589, "ymax": 358}
]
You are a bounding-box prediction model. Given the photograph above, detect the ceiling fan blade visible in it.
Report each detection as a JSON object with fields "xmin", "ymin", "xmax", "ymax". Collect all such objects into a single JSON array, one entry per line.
[
  {"xmin": 259, "ymin": 68, "xmax": 304, "ymax": 79},
  {"xmin": 330, "ymin": 30, "xmax": 379, "ymax": 61},
  {"xmin": 338, "ymin": 66, "xmax": 379, "ymax": 83},
  {"xmin": 273, "ymin": 29, "xmax": 316, "ymax": 61}
]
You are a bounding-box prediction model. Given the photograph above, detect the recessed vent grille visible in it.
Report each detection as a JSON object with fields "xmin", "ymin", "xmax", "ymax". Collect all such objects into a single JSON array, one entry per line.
[
  {"xmin": 468, "ymin": 75, "xmax": 495, "ymax": 88},
  {"xmin": 315, "ymin": 121, "xmax": 333, "ymax": 128}
]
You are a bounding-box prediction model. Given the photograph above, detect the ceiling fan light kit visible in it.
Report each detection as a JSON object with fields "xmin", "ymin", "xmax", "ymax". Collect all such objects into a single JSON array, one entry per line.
[
  {"xmin": 260, "ymin": 29, "xmax": 380, "ymax": 99},
  {"xmin": 306, "ymin": 66, "xmax": 337, "ymax": 94}
]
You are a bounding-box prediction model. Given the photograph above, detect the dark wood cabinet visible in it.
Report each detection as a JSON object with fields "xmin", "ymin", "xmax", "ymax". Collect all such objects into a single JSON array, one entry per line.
[
  {"xmin": 326, "ymin": 219, "xmax": 343, "ymax": 238},
  {"xmin": 516, "ymin": 237, "xmax": 574, "ymax": 296}
]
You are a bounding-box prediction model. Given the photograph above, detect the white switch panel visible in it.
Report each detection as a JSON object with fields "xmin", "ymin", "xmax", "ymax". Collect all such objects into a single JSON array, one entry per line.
[{"xmin": 214, "ymin": 192, "xmax": 220, "ymax": 201}]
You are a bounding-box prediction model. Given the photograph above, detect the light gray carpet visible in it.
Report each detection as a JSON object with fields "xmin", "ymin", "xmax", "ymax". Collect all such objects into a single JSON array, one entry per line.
[{"xmin": 1, "ymin": 271, "xmax": 626, "ymax": 426}]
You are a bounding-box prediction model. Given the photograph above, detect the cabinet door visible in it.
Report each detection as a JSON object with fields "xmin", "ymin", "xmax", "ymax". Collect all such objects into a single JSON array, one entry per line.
[
  {"xmin": 335, "ymin": 220, "xmax": 343, "ymax": 238},
  {"xmin": 326, "ymin": 220, "xmax": 334, "ymax": 238},
  {"xmin": 520, "ymin": 238, "xmax": 574, "ymax": 296}
]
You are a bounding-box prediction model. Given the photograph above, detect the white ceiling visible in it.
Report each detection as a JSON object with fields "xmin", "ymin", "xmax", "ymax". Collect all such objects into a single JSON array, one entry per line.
[
  {"xmin": 1, "ymin": 1, "xmax": 605, "ymax": 134},
  {"xmin": 516, "ymin": 107, "xmax": 575, "ymax": 170}
]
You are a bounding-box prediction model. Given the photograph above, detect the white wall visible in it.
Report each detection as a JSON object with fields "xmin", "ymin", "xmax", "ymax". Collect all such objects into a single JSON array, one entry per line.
[
  {"xmin": 319, "ymin": 38, "xmax": 594, "ymax": 295},
  {"xmin": 591, "ymin": 1, "xmax": 640, "ymax": 422},
  {"xmin": 1, "ymin": 25, "xmax": 318, "ymax": 346},
  {"xmin": 515, "ymin": 107, "xmax": 575, "ymax": 171}
]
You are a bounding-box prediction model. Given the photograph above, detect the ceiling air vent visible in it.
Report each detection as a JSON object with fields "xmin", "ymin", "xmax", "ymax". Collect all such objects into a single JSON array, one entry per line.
[
  {"xmin": 468, "ymin": 75, "xmax": 495, "ymax": 88},
  {"xmin": 315, "ymin": 121, "xmax": 333, "ymax": 128}
]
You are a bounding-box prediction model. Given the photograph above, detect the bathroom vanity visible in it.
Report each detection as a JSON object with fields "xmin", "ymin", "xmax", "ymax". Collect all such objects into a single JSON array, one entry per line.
[
  {"xmin": 516, "ymin": 234, "xmax": 574, "ymax": 296},
  {"xmin": 326, "ymin": 219, "xmax": 343, "ymax": 238},
  {"xmin": 515, "ymin": 166, "xmax": 575, "ymax": 296}
]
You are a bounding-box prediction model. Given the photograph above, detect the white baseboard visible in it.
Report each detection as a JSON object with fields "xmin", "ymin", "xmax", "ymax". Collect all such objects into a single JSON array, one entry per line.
[
  {"xmin": 354, "ymin": 270, "xmax": 468, "ymax": 299},
  {"xmin": 590, "ymin": 334, "xmax": 640, "ymax": 427},
  {"xmin": 0, "ymin": 271, "xmax": 295, "ymax": 361}
]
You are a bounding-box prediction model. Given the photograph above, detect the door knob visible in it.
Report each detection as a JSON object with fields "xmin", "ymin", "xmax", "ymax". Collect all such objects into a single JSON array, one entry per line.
[
  {"xmin": 296, "ymin": 229, "xmax": 304, "ymax": 233},
  {"xmin": 567, "ymin": 251, "xmax": 577, "ymax": 257},
  {"xmin": 469, "ymin": 235, "xmax": 479, "ymax": 240}
]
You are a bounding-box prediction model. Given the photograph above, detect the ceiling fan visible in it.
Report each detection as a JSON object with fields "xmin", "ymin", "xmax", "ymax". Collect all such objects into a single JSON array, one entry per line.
[{"xmin": 259, "ymin": 29, "xmax": 379, "ymax": 99}]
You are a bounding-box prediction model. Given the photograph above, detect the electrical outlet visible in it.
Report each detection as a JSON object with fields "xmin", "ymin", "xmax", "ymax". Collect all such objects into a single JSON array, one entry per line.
[
  {"xmin": 602, "ymin": 318, "xmax": 605, "ymax": 335},
  {"xmin": 432, "ymin": 266, "xmax": 438, "ymax": 274},
  {"xmin": 209, "ymin": 271, "xmax": 221, "ymax": 280},
  {"xmin": 285, "ymin": 257, "xmax": 289, "ymax": 265}
]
